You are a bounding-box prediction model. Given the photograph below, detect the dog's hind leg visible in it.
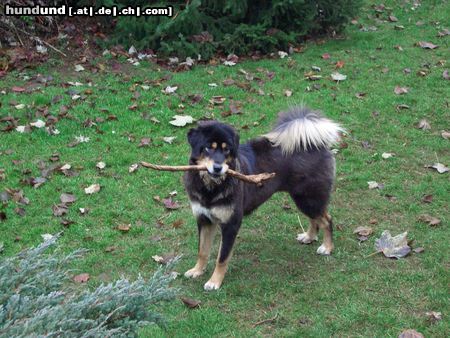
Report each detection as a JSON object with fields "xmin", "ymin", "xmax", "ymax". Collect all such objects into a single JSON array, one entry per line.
[
  {"xmin": 290, "ymin": 192, "xmax": 333, "ymax": 254},
  {"xmin": 204, "ymin": 218, "xmax": 241, "ymax": 291},
  {"xmin": 314, "ymin": 212, "xmax": 334, "ymax": 255},
  {"xmin": 185, "ymin": 216, "xmax": 217, "ymax": 279}
]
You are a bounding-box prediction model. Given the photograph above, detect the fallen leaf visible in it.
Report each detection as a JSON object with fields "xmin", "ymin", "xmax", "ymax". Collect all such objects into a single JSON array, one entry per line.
[
  {"xmin": 74, "ymin": 65, "xmax": 85, "ymax": 72},
  {"xmin": 335, "ymin": 60, "xmax": 345, "ymax": 69},
  {"xmin": 331, "ymin": 72, "xmax": 347, "ymax": 81},
  {"xmin": 367, "ymin": 181, "xmax": 383, "ymax": 189},
  {"xmin": 278, "ymin": 51, "xmax": 288, "ymax": 58},
  {"xmin": 163, "ymin": 85, "xmax": 178, "ymax": 94},
  {"xmin": 172, "ymin": 219, "xmax": 184, "ymax": 228},
  {"xmin": 353, "ymin": 226, "xmax": 373, "ymax": 237},
  {"xmin": 388, "ymin": 15, "xmax": 398, "ymax": 22},
  {"xmin": 169, "ymin": 115, "xmax": 194, "ymax": 127},
  {"xmin": 163, "ymin": 136, "xmax": 176, "ymax": 144},
  {"xmin": 417, "ymin": 41, "xmax": 438, "ymax": 49},
  {"xmin": 418, "ymin": 214, "xmax": 441, "ymax": 226},
  {"xmin": 209, "ymin": 96, "xmax": 226, "ymax": 105},
  {"xmin": 181, "ymin": 297, "xmax": 201, "ymax": 309},
  {"xmin": 413, "ymin": 247, "xmax": 424, "ymax": 253},
  {"xmin": 421, "ymin": 194, "xmax": 433, "ymax": 203},
  {"xmin": 375, "ymin": 230, "xmax": 411, "ymax": 259},
  {"xmin": 443, "ymin": 70, "xmax": 449, "ymax": 80},
  {"xmin": 382, "ymin": 152, "xmax": 394, "ymax": 159},
  {"xmin": 84, "ymin": 184, "xmax": 101, "ymax": 194},
  {"xmin": 441, "ymin": 130, "xmax": 450, "ymax": 139},
  {"xmin": 129, "ymin": 163, "xmax": 139, "ymax": 173},
  {"xmin": 117, "ymin": 223, "xmax": 131, "ymax": 232},
  {"xmin": 223, "ymin": 60, "xmax": 236, "ymax": 66},
  {"xmin": 425, "ymin": 163, "xmax": 449, "ymax": 174},
  {"xmin": 52, "ymin": 204, "xmax": 68, "ymax": 217},
  {"xmin": 284, "ymin": 89, "xmax": 293, "ymax": 97},
  {"xmin": 41, "ymin": 233, "xmax": 55, "ymax": 241},
  {"xmin": 398, "ymin": 329, "xmax": 424, "ymax": 338},
  {"xmin": 73, "ymin": 273, "xmax": 90, "ymax": 283},
  {"xmin": 138, "ymin": 137, "xmax": 151, "ymax": 147},
  {"xmin": 152, "ymin": 253, "xmax": 176, "ymax": 265},
  {"xmin": 394, "ymin": 86, "xmax": 409, "ymax": 95},
  {"xmin": 60, "ymin": 193, "xmax": 76, "ymax": 204},
  {"xmin": 30, "ymin": 119, "xmax": 46, "ymax": 128},
  {"xmin": 12, "ymin": 86, "xmax": 26, "ymax": 93},
  {"xmin": 208, "ymin": 83, "xmax": 218, "ymax": 87},
  {"xmin": 163, "ymin": 198, "xmax": 180, "ymax": 210},
  {"xmin": 425, "ymin": 311, "xmax": 442, "ymax": 323},
  {"xmin": 96, "ymin": 161, "xmax": 106, "ymax": 170},
  {"xmin": 15, "ymin": 104, "xmax": 25, "ymax": 110},
  {"xmin": 322, "ymin": 53, "xmax": 331, "ymax": 59},
  {"xmin": 416, "ymin": 119, "xmax": 430, "ymax": 130}
]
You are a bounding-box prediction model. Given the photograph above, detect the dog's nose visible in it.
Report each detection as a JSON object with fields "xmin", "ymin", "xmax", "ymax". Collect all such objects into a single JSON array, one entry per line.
[{"xmin": 213, "ymin": 163, "xmax": 222, "ymax": 173}]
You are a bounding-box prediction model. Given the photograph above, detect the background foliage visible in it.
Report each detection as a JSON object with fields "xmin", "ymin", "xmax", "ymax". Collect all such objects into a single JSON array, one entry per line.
[{"xmin": 103, "ymin": 0, "xmax": 362, "ymax": 59}]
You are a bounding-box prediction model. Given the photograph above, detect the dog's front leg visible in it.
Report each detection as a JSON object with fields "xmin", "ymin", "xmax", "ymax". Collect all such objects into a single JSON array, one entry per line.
[
  {"xmin": 185, "ymin": 216, "xmax": 217, "ymax": 279},
  {"xmin": 204, "ymin": 218, "xmax": 241, "ymax": 291}
]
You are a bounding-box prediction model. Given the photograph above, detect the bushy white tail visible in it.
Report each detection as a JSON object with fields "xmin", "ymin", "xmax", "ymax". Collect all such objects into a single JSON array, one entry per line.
[{"xmin": 264, "ymin": 107, "xmax": 344, "ymax": 154}]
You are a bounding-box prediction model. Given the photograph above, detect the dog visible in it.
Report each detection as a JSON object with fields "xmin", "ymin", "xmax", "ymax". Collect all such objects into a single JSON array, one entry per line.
[{"xmin": 183, "ymin": 106, "xmax": 343, "ymax": 290}]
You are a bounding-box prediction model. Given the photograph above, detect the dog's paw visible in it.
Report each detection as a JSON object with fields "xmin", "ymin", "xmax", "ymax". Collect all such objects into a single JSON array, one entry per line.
[
  {"xmin": 316, "ymin": 244, "xmax": 333, "ymax": 256},
  {"xmin": 184, "ymin": 268, "xmax": 204, "ymax": 279},
  {"xmin": 204, "ymin": 280, "xmax": 221, "ymax": 291},
  {"xmin": 297, "ymin": 232, "xmax": 318, "ymax": 244}
]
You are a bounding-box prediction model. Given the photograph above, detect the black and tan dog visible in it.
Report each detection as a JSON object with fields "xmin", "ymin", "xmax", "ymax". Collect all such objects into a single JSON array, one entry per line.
[{"xmin": 183, "ymin": 107, "xmax": 343, "ymax": 290}]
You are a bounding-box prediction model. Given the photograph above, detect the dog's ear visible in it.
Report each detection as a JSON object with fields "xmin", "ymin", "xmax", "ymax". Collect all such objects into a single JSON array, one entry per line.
[
  {"xmin": 234, "ymin": 133, "xmax": 240, "ymax": 148},
  {"xmin": 187, "ymin": 128, "xmax": 198, "ymax": 147}
]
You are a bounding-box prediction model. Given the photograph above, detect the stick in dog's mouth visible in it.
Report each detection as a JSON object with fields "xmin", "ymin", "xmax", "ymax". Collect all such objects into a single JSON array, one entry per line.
[{"xmin": 140, "ymin": 162, "xmax": 275, "ymax": 185}]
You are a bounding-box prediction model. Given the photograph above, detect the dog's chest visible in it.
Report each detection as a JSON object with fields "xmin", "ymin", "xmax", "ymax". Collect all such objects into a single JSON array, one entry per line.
[{"xmin": 190, "ymin": 201, "xmax": 233, "ymax": 224}]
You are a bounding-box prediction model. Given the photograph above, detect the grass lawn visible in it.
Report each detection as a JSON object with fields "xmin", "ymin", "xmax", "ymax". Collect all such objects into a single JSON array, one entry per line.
[{"xmin": 0, "ymin": 0, "xmax": 448, "ymax": 336}]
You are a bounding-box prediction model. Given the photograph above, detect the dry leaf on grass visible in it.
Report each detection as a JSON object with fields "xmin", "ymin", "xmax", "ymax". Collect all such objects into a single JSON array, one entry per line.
[
  {"xmin": 96, "ymin": 161, "xmax": 106, "ymax": 170},
  {"xmin": 331, "ymin": 72, "xmax": 347, "ymax": 81},
  {"xmin": 152, "ymin": 253, "xmax": 177, "ymax": 265},
  {"xmin": 181, "ymin": 297, "xmax": 201, "ymax": 308},
  {"xmin": 398, "ymin": 329, "xmax": 424, "ymax": 338},
  {"xmin": 73, "ymin": 273, "xmax": 90, "ymax": 283},
  {"xmin": 425, "ymin": 163, "xmax": 449, "ymax": 174},
  {"xmin": 375, "ymin": 230, "xmax": 411, "ymax": 259},
  {"xmin": 418, "ymin": 214, "xmax": 441, "ymax": 226},
  {"xmin": 417, "ymin": 41, "xmax": 438, "ymax": 49},
  {"xmin": 416, "ymin": 119, "xmax": 431, "ymax": 130},
  {"xmin": 382, "ymin": 152, "xmax": 394, "ymax": 159},
  {"xmin": 129, "ymin": 163, "xmax": 139, "ymax": 173},
  {"xmin": 367, "ymin": 181, "xmax": 383, "ymax": 189},
  {"xmin": 425, "ymin": 311, "xmax": 442, "ymax": 323},
  {"xmin": 169, "ymin": 115, "xmax": 194, "ymax": 127},
  {"xmin": 117, "ymin": 223, "xmax": 131, "ymax": 232},
  {"xmin": 84, "ymin": 184, "xmax": 101, "ymax": 194},
  {"xmin": 60, "ymin": 193, "xmax": 76, "ymax": 204},
  {"xmin": 394, "ymin": 86, "xmax": 409, "ymax": 95}
]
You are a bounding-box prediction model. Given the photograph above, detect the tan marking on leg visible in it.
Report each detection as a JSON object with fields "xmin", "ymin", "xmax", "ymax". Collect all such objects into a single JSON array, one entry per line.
[
  {"xmin": 297, "ymin": 217, "xmax": 319, "ymax": 244},
  {"xmin": 204, "ymin": 241, "xmax": 232, "ymax": 291},
  {"xmin": 316, "ymin": 213, "xmax": 334, "ymax": 255},
  {"xmin": 185, "ymin": 224, "xmax": 217, "ymax": 278}
]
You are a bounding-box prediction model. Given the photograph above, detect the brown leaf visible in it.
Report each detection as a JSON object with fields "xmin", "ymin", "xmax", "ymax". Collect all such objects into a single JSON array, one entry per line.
[
  {"xmin": 14, "ymin": 207, "xmax": 26, "ymax": 217},
  {"xmin": 416, "ymin": 119, "xmax": 430, "ymax": 130},
  {"xmin": 138, "ymin": 137, "xmax": 152, "ymax": 147},
  {"xmin": 425, "ymin": 311, "xmax": 442, "ymax": 323},
  {"xmin": 181, "ymin": 297, "xmax": 201, "ymax": 309},
  {"xmin": 209, "ymin": 96, "xmax": 226, "ymax": 105},
  {"xmin": 418, "ymin": 214, "xmax": 441, "ymax": 226},
  {"xmin": 105, "ymin": 246, "xmax": 118, "ymax": 252},
  {"xmin": 222, "ymin": 78, "xmax": 235, "ymax": 86},
  {"xmin": 84, "ymin": 184, "xmax": 101, "ymax": 194},
  {"xmin": 394, "ymin": 86, "xmax": 409, "ymax": 95},
  {"xmin": 73, "ymin": 273, "xmax": 90, "ymax": 283},
  {"xmin": 322, "ymin": 53, "xmax": 331, "ymax": 60},
  {"xmin": 171, "ymin": 219, "xmax": 184, "ymax": 228},
  {"xmin": 443, "ymin": 69, "xmax": 449, "ymax": 80},
  {"xmin": 417, "ymin": 41, "xmax": 438, "ymax": 49},
  {"xmin": 117, "ymin": 223, "xmax": 131, "ymax": 232},
  {"xmin": 413, "ymin": 247, "xmax": 425, "ymax": 254},
  {"xmin": 353, "ymin": 226, "xmax": 373, "ymax": 237},
  {"xmin": 398, "ymin": 329, "xmax": 424, "ymax": 338},
  {"xmin": 284, "ymin": 89, "xmax": 293, "ymax": 97},
  {"xmin": 388, "ymin": 15, "xmax": 398, "ymax": 22},
  {"xmin": 421, "ymin": 194, "xmax": 433, "ymax": 203},
  {"xmin": 152, "ymin": 253, "xmax": 176, "ymax": 265},
  {"xmin": 52, "ymin": 204, "xmax": 68, "ymax": 217},
  {"xmin": 441, "ymin": 130, "xmax": 450, "ymax": 139},
  {"xmin": 60, "ymin": 219, "xmax": 75, "ymax": 227},
  {"xmin": 335, "ymin": 60, "xmax": 345, "ymax": 69},
  {"xmin": 163, "ymin": 198, "xmax": 180, "ymax": 210},
  {"xmin": 60, "ymin": 193, "xmax": 76, "ymax": 204},
  {"xmin": 375, "ymin": 231, "xmax": 411, "ymax": 259}
]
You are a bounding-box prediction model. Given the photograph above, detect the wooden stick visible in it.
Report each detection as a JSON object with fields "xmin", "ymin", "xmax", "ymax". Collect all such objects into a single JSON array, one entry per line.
[{"xmin": 140, "ymin": 162, "xmax": 276, "ymax": 185}]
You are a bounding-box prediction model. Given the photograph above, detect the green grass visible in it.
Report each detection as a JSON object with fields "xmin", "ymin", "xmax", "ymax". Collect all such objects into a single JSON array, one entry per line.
[{"xmin": 1, "ymin": 1, "xmax": 449, "ymax": 337}]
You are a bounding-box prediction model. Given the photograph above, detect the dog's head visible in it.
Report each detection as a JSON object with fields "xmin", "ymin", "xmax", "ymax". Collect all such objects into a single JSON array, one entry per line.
[{"xmin": 187, "ymin": 121, "xmax": 239, "ymax": 178}]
